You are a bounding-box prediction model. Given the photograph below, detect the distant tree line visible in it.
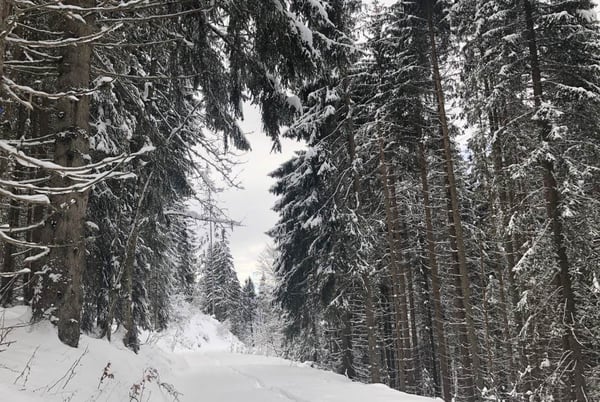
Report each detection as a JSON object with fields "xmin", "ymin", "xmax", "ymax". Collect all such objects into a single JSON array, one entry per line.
[{"xmin": 198, "ymin": 238, "xmax": 284, "ymax": 351}]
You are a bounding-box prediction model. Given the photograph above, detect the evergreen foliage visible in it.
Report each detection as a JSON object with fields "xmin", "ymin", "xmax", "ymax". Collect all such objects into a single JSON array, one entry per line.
[
  {"xmin": 199, "ymin": 232, "xmax": 242, "ymax": 335},
  {"xmin": 0, "ymin": 1, "xmax": 599, "ymax": 401},
  {"xmin": 269, "ymin": 1, "xmax": 600, "ymax": 401}
]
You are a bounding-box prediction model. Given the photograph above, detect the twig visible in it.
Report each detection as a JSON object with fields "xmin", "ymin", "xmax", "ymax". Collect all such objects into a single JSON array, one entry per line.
[
  {"xmin": 14, "ymin": 346, "xmax": 39, "ymax": 387},
  {"xmin": 46, "ymin": 346, "xmax": 89, "ymax": 392}
]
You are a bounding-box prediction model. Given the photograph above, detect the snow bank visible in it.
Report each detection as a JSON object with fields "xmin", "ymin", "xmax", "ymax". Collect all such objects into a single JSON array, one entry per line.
[
  {"xmin": 0, "ymin": 306, "xmax": 205, "ymax": 401},
  {"xmin": 153, "ymin": 310, "xmax": 244, "ymax": 354},
  {"xmin": 0, "ymin": 306, "xmax": 438, "ymax": 401}
]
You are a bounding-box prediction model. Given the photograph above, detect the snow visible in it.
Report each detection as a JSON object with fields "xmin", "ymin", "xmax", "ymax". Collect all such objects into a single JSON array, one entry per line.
[
  {"xmin": 0, "ymin": 187, "xmax": 50, "ymax": 205},
  {"xmin": 155, "ymin": 311, "xmax": 244, "ymax": 354},
  {"xmin": 175, "ymin": 353, "xmax": 436, "ymax": 402},
  {"xmin": 286, "ymin": 95, "xmax": 303, "ymax": 113},
  {"xmin": 0, "ymin": 268, "xmax": 31, "ymax": 278},
  {"xmin": 0, "ymin": 306, "xmax": 437, "ymax": 401},
  {"xmin": 306, "ymin": 0, "xmax": 331, "ymax": 22},
  {"xmin": 577, "ymin": 8, "xmax": 596, "ymax": 23},
  {"xmin": 85, "ymin": 221, "xmax": 100, "ymax": 231}
]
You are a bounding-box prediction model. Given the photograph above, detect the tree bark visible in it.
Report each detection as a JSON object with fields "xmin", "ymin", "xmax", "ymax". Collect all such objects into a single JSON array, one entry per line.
[
  {"xmin": 391, "ymin": 181, "xmax": 420, "ymax": 391},
  {"xmin": 340, "ymin": 310, "xmax": 356, "ymax": 379},
  {"xmin": 343, "ymin": 85, "xmax": 381, "ymax": 383},
  {"xmin": 362, "ymin": 271, "xmax": 381, "ymax": 383},
  {"xmin": 26, "ymin": 102, "xmax": 49, "ymax": 304},
  {"xmin": 377, "ymin": 137, "xmax": 413, "ymax": 391},
  {"xmin": 425, "ymin": 1, "xmax": 481, "ymax": 398},
  {"xmin": 0, "ymin": 2, "xmax": 11, "ymax": 89},
  {"xmin": 417, "ymin": 142, "xmax": 451, "ymax": 402},
  {"xmin": 121, "ymin": 223, "xmax": 140, "ymax": 352},
  {"xmin": 32, "ymin": 0, "xmax": 94, "ymax": 348},
  {"xmin": 486, "ymin": 99, "xmax": 524, "ymax": 392},
  {"xmin": 522, "ymin": 1, "xmax": 587, "ymax": 400},
  {"xmin": 1, "ymin": 197, "xmax": 19, "ymax": 306}
]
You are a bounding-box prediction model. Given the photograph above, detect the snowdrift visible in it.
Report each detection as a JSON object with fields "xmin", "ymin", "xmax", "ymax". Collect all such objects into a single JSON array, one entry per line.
[
  {"xmin": 0, "ymin": 306, "xmax": 438, "ymax": 401},
  {"xmin": 0, "ymin": 306, "xmax": 238, "ymax": 401},
  {"xmin": 153, "ymin": 305, "xmax": 244, "ymax": 354}
]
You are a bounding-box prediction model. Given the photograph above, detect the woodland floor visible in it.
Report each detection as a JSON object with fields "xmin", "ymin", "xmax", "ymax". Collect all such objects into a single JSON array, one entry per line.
[{"xmin": 0, "ymin": 306, "xmax": 435, "ymax": 401}]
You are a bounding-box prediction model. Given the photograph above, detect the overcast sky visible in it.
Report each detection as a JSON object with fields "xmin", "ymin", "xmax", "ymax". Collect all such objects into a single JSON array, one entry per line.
[{"xmin": 219, "ymin": 105, "xmax": 303, "ymax": 282}]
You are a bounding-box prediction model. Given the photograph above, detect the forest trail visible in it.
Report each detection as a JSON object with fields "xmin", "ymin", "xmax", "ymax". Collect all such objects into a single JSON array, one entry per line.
[
  {"xmin": 0, "ymin": 307, "xmax": 434, "ymax": 402},
  {"xmin": 173, "ymin": 351, "xmax": 434, "ymax": 402}
]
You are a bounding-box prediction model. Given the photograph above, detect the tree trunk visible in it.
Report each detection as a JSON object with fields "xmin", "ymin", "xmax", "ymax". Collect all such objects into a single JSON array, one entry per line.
[
  {"xmin": 425, "ymin": 2, "xmax": 481, "ymax": 398},
  {"xmin": 342, "ymin": 87, "xmax": 381, "ymax": 383},
  {"xmin": 121, "ymin": 225, "xmax": 140, "ymax": 352},
  {"xmin": 23, "ymin": 98, "xmax": 49, "ymax": 305},
  {"xmin": 0, "ymin": 2, "xmax": 11, "ymax": 89},
  {"xmin": 522, "ymin": 2, "xmax": 587, "ymax": 399},
  {"xmin": 391, "ymin": 182, "xmax": 421, "ymax": 392},
  {"xmin": 362, "ymin": 272, "xmax": 381, "ymax": 383},
  {"xmin": 340, "ymin": 310, "xmax": 356, "ymax": 379},
  {"xmin": 474, "ymin": 92, "xmax": 519, "ymax": 393},
  {"xmin": 26, "ymin": 102, "xmax": 49, "ymax": 304},
  {"xmin": 379, "ymin": 283, "xmax": 397, "ymax": 387},
  {"xmin": 417, "ymin": 142, "xmax": 452, "ymax": 402},
  {"xmin": 419, "ymin": 253, "xmax": 439, "ymax": 398},
  {"xmin": 0, "ymin": 2, "xmax": 14, "ymax": 304},
  {"xmin": 377, "ymin": 137, "xmax": 413, "ymax": 391},
  {"xmin": 478, "ymin": 242, "xmax": 495, "ymax": 392},
  {"xmin": 32, "ymin": 0, "xmax": 94, "ymax": 348},
  {"xmin": 1, "ymin": 198, "xmax": 19, "ymax": 306}
]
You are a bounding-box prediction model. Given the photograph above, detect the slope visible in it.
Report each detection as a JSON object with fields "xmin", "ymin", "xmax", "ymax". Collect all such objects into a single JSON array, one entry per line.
[{"xmin": 0, "ymin": 306, "xmax": 437, "ymax": 401}]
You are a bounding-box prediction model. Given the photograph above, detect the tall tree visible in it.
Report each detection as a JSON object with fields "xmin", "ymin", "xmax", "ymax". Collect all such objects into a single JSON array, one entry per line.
[{"xmin": 31, "ymin": 0, "xmax": 96, "ymax": 348}]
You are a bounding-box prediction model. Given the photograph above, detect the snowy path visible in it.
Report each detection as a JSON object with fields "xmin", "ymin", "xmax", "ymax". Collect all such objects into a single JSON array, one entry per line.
[
  {"xmin": 173, "ymin": 352, "xmax": 434, "ymax": 402},
  {"xmin": 0, "ymin": 307, "xmax": 435, "ymax": 402}
]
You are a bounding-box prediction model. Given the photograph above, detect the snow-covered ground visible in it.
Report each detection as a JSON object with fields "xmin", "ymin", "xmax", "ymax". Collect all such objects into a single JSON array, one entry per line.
[{"xmin": 0, "ymin": 306, "xmax": 436, "ymax": 401}]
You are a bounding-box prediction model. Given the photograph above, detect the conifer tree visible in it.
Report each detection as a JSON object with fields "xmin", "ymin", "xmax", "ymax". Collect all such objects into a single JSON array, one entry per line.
[{"xmin": 241, "ymin": 277, "xmax": 258, "ymax": 345}]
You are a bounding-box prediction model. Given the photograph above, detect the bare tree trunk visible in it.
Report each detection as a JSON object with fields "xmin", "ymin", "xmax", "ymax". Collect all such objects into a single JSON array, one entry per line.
[
  {"xmin": 478, "ymin": 242, "xmax": 495, "ymax": 389},
  {"xmin": 340, "ymin": 310, "xmax": 356, "ymax": 379},
  {"xmin": 419, "ymin": 251, "xmax": 439, "ymax": 397},
  {"xmin": 32, "ymin": 0, "xmax": 94, "ymax": 348},
  {"xmin": 0, "ymin": 3, "xmax": 13, "ymax": 302},
  {"xmin": 1, "ymin": 198, "xmax": 19, "ymax": 306},
  {"xmin": 26, "ymin": 102, "xmax": 49, "ymax": 304},
  {"xmin": 362, "ymin": 272, "xmax": 381, "ymax": 383},
  {"xmin": 380, "ymin": 283, "xmax": 399, "ymax": 388},
  {"xmin": 472, "ymin": 95, "xmax": 519, "ymax": 393},
  {"xmin": 522, "ymin": 2, "xmax": 587, "ymax": 399},
  {"xmin": 103, "ymin": 172, "xmax": 152, "ymax": 347},
  {"xmin": 345, "ymin": 118, "xmax": 381, "ymax": 383},
  {"xmin": 418, "ymin": 142, "xmax": 451, "ymax": 402},
  {"xmin": 0, "ymin": 2, "xmax": 11, "ymax": 89},
  {"xmin": 2, "ymin": 105, "xmax": 30, "ymax": 304},
  {"xmin": 425, "ymin": 5, "xmax": 481, "ymax": 399},
  {"xmin": 121, "ymin": 224, "xmax": 140, "ymax": 351},
  {"xmin": 377, "ymin": 137, "xmax": 413, "ymax": 391},
  {"xmin": 391, "ymin": 184, "xmax": 421, "ymax": 391}
]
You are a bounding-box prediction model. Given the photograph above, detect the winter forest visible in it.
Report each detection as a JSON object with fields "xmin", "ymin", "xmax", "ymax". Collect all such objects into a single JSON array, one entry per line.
[{"xmin": 0, "ymin": 0, "xmax": 599, "ymax": 401}]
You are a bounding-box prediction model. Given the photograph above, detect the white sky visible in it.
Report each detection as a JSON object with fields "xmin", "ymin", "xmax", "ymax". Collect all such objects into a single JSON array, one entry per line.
[{"xmin": 219, "ymin": 105, "xmax": 304, "ymax": 282}]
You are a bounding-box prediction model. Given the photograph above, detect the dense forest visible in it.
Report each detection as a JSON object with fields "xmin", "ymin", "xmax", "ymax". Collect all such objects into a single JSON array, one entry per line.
[{"xmin": 0, "ymin": 1, "xmax": 599, "ymax": 402}]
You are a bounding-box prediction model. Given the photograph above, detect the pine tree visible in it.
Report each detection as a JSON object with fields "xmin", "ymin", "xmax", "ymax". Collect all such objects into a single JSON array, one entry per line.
[
  {"xmin": 199, "ymin": 231, "xmax": 242, "ymax": 335},
  {"xmin": 241, "ymin": 277, "xmax": 258, "ymax": 345}
]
